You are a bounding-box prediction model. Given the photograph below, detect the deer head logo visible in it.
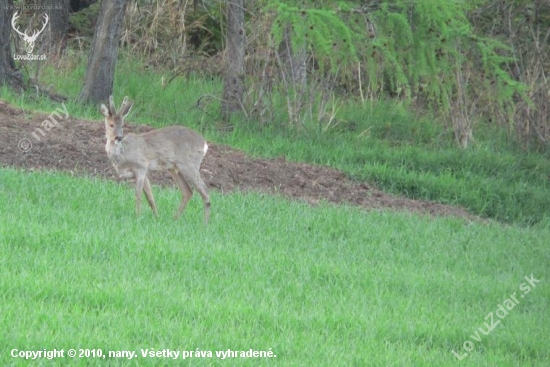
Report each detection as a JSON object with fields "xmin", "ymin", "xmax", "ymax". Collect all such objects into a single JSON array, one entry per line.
[{"xmin": 11, "ymin": 11, "xmax": 49, "ymax": 54}]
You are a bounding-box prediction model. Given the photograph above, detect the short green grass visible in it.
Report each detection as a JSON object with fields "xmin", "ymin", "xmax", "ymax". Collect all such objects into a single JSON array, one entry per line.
[{"xmin": 1, "ymin": 168, "xmax": 549, "ymax": 366}]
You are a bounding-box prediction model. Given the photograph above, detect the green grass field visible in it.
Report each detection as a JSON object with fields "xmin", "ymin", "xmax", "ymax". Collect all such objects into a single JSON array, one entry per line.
[{"xmin": 1, "ymin": 168, "xmax": 549, "ymax": 366}]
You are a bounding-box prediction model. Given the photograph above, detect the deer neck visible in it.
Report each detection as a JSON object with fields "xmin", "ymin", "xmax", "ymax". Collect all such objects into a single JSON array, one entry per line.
[{"xmin": 106, "ymin": 138, "xmax": 125, "ymax": 162}]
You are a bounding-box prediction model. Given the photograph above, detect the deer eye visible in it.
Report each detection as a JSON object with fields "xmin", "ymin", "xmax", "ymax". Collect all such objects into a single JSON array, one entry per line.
[{"xmin": 110, "ymin": 124, "xmax": 114, "ymax": 127}]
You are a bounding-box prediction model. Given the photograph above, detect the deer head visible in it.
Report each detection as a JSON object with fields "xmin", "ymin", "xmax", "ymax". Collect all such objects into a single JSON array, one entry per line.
[
  {"xmin": 11, "ymin": 11, "xmax": 49, "ymax": 54},
  {"xmin": 100, "ymin": 95, "xmax": 134, "ymax": 147}
]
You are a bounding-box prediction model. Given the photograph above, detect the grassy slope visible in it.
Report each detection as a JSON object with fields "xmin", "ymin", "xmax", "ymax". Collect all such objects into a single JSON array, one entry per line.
[
  {"xmin": 1, "ymin": 168, "xmax": 549, "ymax": 366},
  {"xmin": 2, "ymin": 55, "xmax": 549, "ymax": 225}
]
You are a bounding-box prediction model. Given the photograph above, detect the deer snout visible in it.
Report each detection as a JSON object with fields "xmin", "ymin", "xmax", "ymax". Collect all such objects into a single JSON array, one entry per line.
[{"xmin": 115, "ymin": 135, "xmax": 123, "ymax": 142}]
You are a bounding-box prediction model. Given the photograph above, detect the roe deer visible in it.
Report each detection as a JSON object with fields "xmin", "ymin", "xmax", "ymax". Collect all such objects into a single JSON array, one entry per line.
[{"xmin": 101, "ymin": 95, "xmax": 211, "ymax": 223}]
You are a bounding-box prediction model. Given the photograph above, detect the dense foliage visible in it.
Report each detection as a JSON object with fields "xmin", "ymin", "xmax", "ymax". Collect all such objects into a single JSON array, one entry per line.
[{"xmin": 255, "ymin": 0, "xmax": 547, "ymax": 149}]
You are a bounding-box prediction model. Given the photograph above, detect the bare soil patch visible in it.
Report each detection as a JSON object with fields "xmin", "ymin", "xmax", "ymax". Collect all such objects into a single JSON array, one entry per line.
[{"xmin": 0, "ymin": 99, "xmax": 478, "ymax": 220}]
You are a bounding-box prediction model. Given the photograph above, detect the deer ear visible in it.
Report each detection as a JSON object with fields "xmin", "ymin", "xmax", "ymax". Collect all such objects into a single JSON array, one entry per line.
[{"xmin": 100, "ymin": 104, "xmax": 110, "ymax": 118}]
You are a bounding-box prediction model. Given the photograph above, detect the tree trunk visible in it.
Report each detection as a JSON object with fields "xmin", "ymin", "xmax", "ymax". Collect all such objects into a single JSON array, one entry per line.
[
  {"xmin": 0, "ymin": 0, "xmax": 24, "ymax": 91},
  {"xmin": 278, "ymin": 26, "xmax": 307, "ymax": 87},
  {"xmin": 43, "ymin": 0, "xmax": 70, "ymax": 54},
  {"xmin": 277, "ymin": 26, "xmax": 307, "ymax": 127},
  {"xmin": 78, "ymin": 0, "xmax": 127, "ymax": 104},
  {"xmin": 221, "ymin": 0, "xmax": 245, "ymax": 121}
]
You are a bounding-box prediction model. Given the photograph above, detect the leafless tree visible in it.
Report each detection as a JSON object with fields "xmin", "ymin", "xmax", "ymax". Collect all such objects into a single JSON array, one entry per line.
[
  {"xmin": 43, "ymin": 0, "xmax": 71, "ymax": 54},
  {"xmin": 0, "ymin": 0, "xmax": 24, "ymax": 91},
  {"xmin": 221, "ymin": 0, "xmax": 245, "ymax": 121},
  {"xmin": 78, "ymin": 0, "xmax": 128, "ymax": 104}
]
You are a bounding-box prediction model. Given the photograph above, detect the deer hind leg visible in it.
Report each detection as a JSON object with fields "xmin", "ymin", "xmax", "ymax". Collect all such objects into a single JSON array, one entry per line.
[
  {"xmin": 134, "ymin": 170, "xmax": 146, "ymax": 216},
  {"xmin": 178, "ymin": 164, "xmax": 211, "ymax": 224},
  {"xmin": 134, "ymin": 169, "xmax": 157, "ymax": 217},
  {"xmin": 142, "ymin": 175, "xmax": 158, "ymax": 217},
  {"xmin": 169, "ymin": 168, "xmax": 193, "ymax": 220}
]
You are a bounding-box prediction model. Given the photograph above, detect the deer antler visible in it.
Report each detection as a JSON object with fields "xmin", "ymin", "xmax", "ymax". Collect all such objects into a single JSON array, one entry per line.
[
  {"xmin": 29, "ymin": 13, "xmax": 49, "ymax": 41},
  {"xmin": 11, "ymin": 11, "xmax": 27, "ymax": 39},
  {"xmin": 11, "ymin": 12, "xmax": 49, "ymax": 42},
  {"xmin": 29, "ymin": 14, "xmax": 49, "ymax": 41}
]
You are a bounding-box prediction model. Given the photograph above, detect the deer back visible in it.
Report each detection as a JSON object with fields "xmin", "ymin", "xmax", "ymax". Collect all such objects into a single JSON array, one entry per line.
[{"xmin": 114, "ymin": 126, "xmax": 208, "ymax": 172}]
